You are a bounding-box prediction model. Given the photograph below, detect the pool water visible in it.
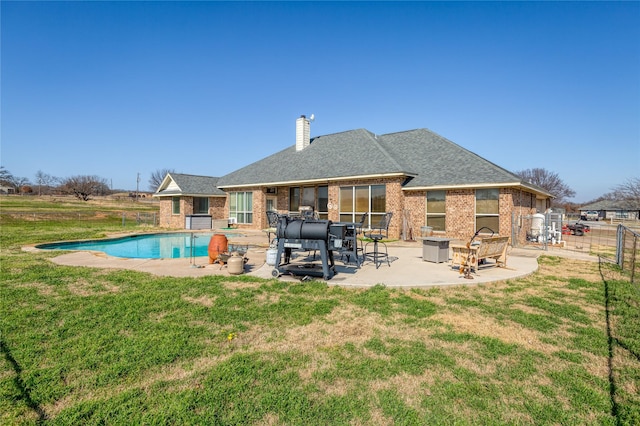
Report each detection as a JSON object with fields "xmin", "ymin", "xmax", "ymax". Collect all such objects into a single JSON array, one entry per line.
[{"xmin": 37, "ymin": 232, "xmax": 244, "ymax": 259}]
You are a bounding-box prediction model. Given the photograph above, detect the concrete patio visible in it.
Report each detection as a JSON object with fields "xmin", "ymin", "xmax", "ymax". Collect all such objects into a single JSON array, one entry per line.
[{"xmin": 30, "ymin": 229, "xmax": 600, "ymax": 288}]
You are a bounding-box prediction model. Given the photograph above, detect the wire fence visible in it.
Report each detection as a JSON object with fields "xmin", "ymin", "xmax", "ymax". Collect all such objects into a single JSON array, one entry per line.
[
  {"xmin": 616, "ymin": 225, "xmax": 640, "ymax": 284},
  {"xmin": 0, "ymin": 211, "xmax": 158, "ymax": 228},
  {"xmin": 513, "ymin": 212, "xmax": 639, "ymax": 284}
]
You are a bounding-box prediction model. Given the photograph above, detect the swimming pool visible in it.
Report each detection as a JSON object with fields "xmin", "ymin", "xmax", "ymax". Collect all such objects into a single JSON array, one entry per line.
[{"xmin": 37, "ymin": 232, "xmax": 245, "ymax": 259}]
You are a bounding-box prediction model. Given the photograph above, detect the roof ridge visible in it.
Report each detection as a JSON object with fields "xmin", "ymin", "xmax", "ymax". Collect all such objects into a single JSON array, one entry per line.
[
  {"xmin": 368, "ymin": 131, "xmax": 409, "ymax": 172},
  {"xmin": 310, "ymin": 128, "xmax": 372, "ymax": 142},
  {"xmin": 171, "ymin": 172, "xmax": 219, "ymax": 179}
]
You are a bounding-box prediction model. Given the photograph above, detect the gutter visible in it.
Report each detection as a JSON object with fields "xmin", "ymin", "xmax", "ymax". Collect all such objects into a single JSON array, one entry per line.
[
  {"xmin": 217, "ymin": 172, "xmax": 414, "ymax": 190},
  {"xmin": 403, "ymin": 181, "xmax": 554, "ymax": 198}
]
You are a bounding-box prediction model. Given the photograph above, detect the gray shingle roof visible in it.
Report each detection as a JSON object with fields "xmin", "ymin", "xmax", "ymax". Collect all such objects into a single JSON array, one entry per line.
[
  {"xmin": 155, "ymin": 173, "xmax": 226, "ymax": 197},
  {"xmin": 217, "ymin": 129, "xmax": 407, "ymax": 187},
  {"xmin": 216, "ymin": 128, "xmax": 548, "ymax": 194},
  {"xmin": 376, "ymin": 129, "xmax": 521, "ymax": 188}
]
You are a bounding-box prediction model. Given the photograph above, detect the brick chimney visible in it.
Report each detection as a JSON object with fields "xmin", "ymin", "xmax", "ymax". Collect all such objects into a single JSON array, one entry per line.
[{"xmin": 295, "ymin": 115, "xmax": 310, "ymax": 151}]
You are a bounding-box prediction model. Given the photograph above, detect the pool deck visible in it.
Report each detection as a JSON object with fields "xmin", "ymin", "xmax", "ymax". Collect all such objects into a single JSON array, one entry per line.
[{"xmin": 28, "ymin": 229, "xmax": 601, "ymax": 288}]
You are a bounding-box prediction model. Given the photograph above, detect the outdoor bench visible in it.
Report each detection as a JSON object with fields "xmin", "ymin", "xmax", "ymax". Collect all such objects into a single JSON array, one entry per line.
[{"xmin": 450, "ymin": 236, "xmax": 509, "ymax": 271}]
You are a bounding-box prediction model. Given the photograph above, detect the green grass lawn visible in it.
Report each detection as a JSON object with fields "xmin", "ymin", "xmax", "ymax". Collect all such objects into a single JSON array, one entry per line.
[{"xmin": 1, "ymin": 198, "xmax": 639, "ymax": 425}]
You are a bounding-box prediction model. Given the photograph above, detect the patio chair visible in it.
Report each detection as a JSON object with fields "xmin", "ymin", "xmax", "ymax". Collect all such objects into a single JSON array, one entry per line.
[
  {"xmin": 355, "ymin": 212, "xmax": 368, "ymax": 259},
  {"xmin": 364, "ymin": 212, "xmax": 393, "ymax": 268},
  {"xmin": 265, "ymin": 211, "xmax": 279, "ymax": 245}
]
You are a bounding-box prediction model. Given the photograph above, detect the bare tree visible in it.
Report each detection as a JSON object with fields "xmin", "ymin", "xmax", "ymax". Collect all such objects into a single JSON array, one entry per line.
[
  {"xmin": 516, "ymin": 168, "xmax": 576, "ymax": 204},
  {"xmin": 10, "ymin": 176, "xmax": 31, "ymax": 194},
  {"xmin": 34, "ymin": 170, "xmax": 59, "ymax": 196},
  {"xmin": 0, "ymin": 166, "xmax": 13, "ymax": 186},
  {"xmin": 60, "ymin": 175, "xmax": 109, "ymax": 201},
  {"xmin": 148, "ymin": 168, "xmax": 175, "ymax": 191},
  {"xmin": 0, "ymin": 167, "xmax": 31, "ymax": 194},
  {"xmin": 612, "ymin": 177, "xmax": 640, "ymax": 208}
]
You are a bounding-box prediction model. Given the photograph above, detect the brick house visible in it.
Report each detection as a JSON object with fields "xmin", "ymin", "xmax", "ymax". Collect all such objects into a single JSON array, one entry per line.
[
  {"xmin": 154, "ymin": 174, "xmax": 227, "ymax": 229},
  {"xmin": 155, "ymin": 116, "xmax": 552, "ymax": 243}
]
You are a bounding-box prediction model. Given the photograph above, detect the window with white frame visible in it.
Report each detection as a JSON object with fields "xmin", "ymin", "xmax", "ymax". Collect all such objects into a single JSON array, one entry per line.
[
  {"xmin": 475, "ymin": 188, "xmax": 499, "ymax": 233},
  {"xmin": 229, "ymin": 192, "xmax": 253, "ymax": 224},
  {"xmin": 339, "ymin": 184, "xmax": 386, "ymax": 227},
  {"xmin": 426, "ymin": 190, "xmax": 446, "ymax": 231},
  {"xmin": 172, "ymin": 197, "xmax": 180, "ymax": 215}
]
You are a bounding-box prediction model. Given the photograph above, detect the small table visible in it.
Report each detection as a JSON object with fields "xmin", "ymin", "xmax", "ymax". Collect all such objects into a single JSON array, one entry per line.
[{"xmin": 418, "ymin": 237, "xmax": 452, "ymax": 263}]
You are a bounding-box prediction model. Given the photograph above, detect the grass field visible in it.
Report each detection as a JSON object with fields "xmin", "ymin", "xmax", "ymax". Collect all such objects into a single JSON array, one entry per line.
[{"xmin": 1, "ymin": 197, "xmax": 639, "ymax": 424}]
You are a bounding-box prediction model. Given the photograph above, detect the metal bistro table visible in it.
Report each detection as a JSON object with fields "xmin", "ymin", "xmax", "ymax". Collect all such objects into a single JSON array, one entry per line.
[{"xmin": 417, "ymin": 237, "xmax": 452, "ymax": 263}]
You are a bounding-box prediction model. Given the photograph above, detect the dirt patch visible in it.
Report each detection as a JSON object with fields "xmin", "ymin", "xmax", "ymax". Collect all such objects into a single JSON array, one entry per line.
[
  {"xmin": 67, "ymin": 279, "xmax": 120, "ymax": 297},
  {"xmin": 432, "ymin": 309, "xmax": 557, "ymax": 354},
  {"xmin": 255, "ymin": 292, "xmax": 281, "ymax": 304},
  {"xmin": 370, "ymin": 372, "xmax": 431, "ymax": 410},
  {"xmin": 221, "ymin": 280, "xmax": 264, "ymax": 290},
  {"xmin": 182, "ymin": 294, "xmax": 216, "ymax": 307},
  {"xmin": 236, "ymin": 305, "xmax": 383, "ymax": 354},
  {"xmin": 19, "ymin": 281, "xmax": 57, "ymax": 297},
  {"xmin": 538, "ymin": 258, "xmax": 602, "ymax": 282}
]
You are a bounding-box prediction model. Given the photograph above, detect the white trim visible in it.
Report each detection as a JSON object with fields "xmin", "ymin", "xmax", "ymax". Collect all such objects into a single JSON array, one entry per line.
[
  {"xmin": 153, "ymin": 193, "xmax": 226, "ymax": 198},
  {"xmin": 218, "ymin": 172, "xmax": 410, "ymax": 190},
  {"xmin": 403, "ymin": 181, "xmax": 553, "ymax": 198}
]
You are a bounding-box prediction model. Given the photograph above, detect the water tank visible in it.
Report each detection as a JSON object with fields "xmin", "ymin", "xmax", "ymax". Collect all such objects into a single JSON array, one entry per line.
[{"xmin": 531, "ymin": 213, "xmax": 545, "ymax": 236}]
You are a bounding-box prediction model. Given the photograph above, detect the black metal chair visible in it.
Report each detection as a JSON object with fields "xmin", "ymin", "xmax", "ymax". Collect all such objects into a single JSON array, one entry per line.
[
  {"xmin": 265, "ymin": 211, "xmax": 280, "ymax": 245},
  {"xmin": 355, "ymin": 212, "xmax": 368, "ymax": 259},
  {"xmin": 364, "ymin": 212, "xmax": 393, "ymax": 268}
]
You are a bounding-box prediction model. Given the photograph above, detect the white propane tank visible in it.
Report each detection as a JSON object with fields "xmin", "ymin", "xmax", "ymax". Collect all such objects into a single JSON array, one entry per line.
[{"xmin": 531, "ymin": 213, "xmax": 545, "ymax": 236}]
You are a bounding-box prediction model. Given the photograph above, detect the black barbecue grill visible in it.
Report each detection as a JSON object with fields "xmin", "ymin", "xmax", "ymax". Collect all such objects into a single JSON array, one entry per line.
[{"xmin": 271, "ymin": 214, "xmax": 360, "ymax": 280}]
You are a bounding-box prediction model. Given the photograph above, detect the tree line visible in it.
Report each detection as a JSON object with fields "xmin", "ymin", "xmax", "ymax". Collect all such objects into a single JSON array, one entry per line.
[
  {"xmin": 0, "ymin": 167, "xmax": 177, "ymax": 201},
  {"xmin": 0, "ymin": 167, "xmax": 111, "ymax": 200}
]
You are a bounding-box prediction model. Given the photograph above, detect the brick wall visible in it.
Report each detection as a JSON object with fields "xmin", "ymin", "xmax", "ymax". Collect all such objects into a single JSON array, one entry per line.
[
  {"xmin": 210, "ymin": 197, "xmax": 226, "ymax": 220},
  {"xmin": 159, "ymin": 185, "xmax": 542, "ymax": 244},
  {"xmin": 445, "ymin": 189, "xmax": 476, "ymax": 239},
  {"xmin": 404, "ymin": 190, "xmax": 426, "ymax": 238},
  {"xmin": 158, "ymin": 197, "xmax": 192, "ymax": 228},
  {"xmin": 159, "ymin": 196, "xmax": 226, "ymax": 228}
]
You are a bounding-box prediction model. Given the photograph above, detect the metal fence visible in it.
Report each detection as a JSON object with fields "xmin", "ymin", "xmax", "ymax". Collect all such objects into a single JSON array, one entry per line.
[
  {"xmin": 0, "ymin": 211, "xmax": 158, "ymax": 227},
  {"xmin": 616, "ymin": 225, "xmax": 640, "ymax": 283},
  {"xmin": 513, "ymin": 212, "xmax": 639, "ymax": 283}
]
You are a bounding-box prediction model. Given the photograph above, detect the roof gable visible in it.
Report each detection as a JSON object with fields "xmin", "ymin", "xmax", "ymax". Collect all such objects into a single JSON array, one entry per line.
[{"xmin": 154, "ymin": 173, "xmax": 225, "ymax": 197}]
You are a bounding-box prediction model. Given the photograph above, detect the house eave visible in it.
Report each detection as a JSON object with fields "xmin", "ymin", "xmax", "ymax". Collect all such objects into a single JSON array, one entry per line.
[
  {"xmin": 218, "ymin": 172, "xmax": 412, "ymax": 190},
  {"xmin": 153, "ymin": 192, "xmax": 226, "ymax": 198},
  {"xmin": 403, "ymin": 181, "xmax": 553, "ymax": 198}
]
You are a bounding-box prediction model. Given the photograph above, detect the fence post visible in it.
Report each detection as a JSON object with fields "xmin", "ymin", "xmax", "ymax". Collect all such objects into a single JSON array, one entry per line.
[
  {"xmin": 632, "ymin": 234, "xmax": 637, "ymax": 284},
  {"xmin": 122, "ymin": 212, "xmax": 125, "ymax": 227},
  {"xmin": 616, "ymin": 224, "xmax": 624, "ymax": 267}
]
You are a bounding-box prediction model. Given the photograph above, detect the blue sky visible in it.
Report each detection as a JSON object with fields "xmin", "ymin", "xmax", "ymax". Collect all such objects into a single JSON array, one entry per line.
[{"xmin": 2, "ymin": 1, "xmax": 638, "ymax": 202}]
